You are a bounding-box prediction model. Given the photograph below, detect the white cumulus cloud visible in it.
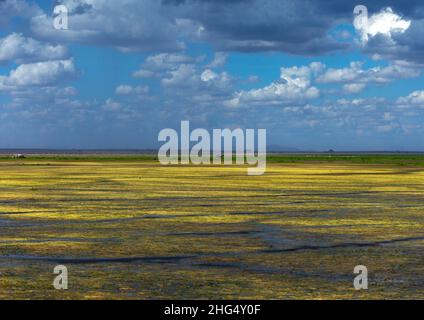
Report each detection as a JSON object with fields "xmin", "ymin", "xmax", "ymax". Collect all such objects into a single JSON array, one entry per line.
[
  {"xmin": 0, "ymin": 33, "xmax": 68, "ymax": 64},
  {"xmin": 356, "ymin": 7, "xmax": 411, "ymax": 43},
  {"xmin": 225, "ymin": 62, "xmax": 321, "ymax": 108},
  {"xmin": 0, "ymin": 59, "xmax": 76, "ymax": 88}
]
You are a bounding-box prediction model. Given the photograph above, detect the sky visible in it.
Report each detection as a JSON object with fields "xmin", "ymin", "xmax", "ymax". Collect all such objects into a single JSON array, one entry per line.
[{"xmin": 1, "ymin": 0, "xmax": 424, "ymax": 151}]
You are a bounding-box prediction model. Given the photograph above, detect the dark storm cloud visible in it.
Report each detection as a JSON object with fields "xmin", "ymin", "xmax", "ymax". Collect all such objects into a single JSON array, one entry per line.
[
  {"xmin": 363, "ymin": 19, "xmax": 424, "ymax": 64},
  {"xmin": 163, "ymin": 0, "xmax": 424, "ymax": 59},
  {"xmin": 7, "ymin": 0, "xmax": 424, "ymax": 59},
  {"xmin": 165, "ymin": 0, "xmax": 348, "ymax": 55}
]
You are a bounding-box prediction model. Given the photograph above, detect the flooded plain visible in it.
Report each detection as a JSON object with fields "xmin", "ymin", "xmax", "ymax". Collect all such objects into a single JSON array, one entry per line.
[{"xmin": 1, "ymin": 159, "xmax": 424, "ymax": 299}]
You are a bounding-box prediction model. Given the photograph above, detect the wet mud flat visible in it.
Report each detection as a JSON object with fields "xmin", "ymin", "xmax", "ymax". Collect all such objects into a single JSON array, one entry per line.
[{"xmin": 0, "ymin": 159, "xmax": 424, "ymax": 299}]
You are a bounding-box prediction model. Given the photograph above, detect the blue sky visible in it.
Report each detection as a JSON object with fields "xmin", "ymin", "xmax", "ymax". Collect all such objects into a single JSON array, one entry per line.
[{"xmin": 1, "ymin": 0, "xmax": 424, "ymax": 150}]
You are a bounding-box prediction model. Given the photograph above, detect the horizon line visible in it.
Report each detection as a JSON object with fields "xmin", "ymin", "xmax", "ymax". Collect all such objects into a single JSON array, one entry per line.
[{"xmin": 1, "ymin": 148, "xmax": 424, "ymax": 154}]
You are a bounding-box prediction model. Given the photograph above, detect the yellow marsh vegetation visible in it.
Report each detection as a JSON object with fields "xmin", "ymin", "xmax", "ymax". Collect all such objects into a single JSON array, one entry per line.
[{"xmin": 0, "ymin": 160, "xmax": 423, "ymax": 299}]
